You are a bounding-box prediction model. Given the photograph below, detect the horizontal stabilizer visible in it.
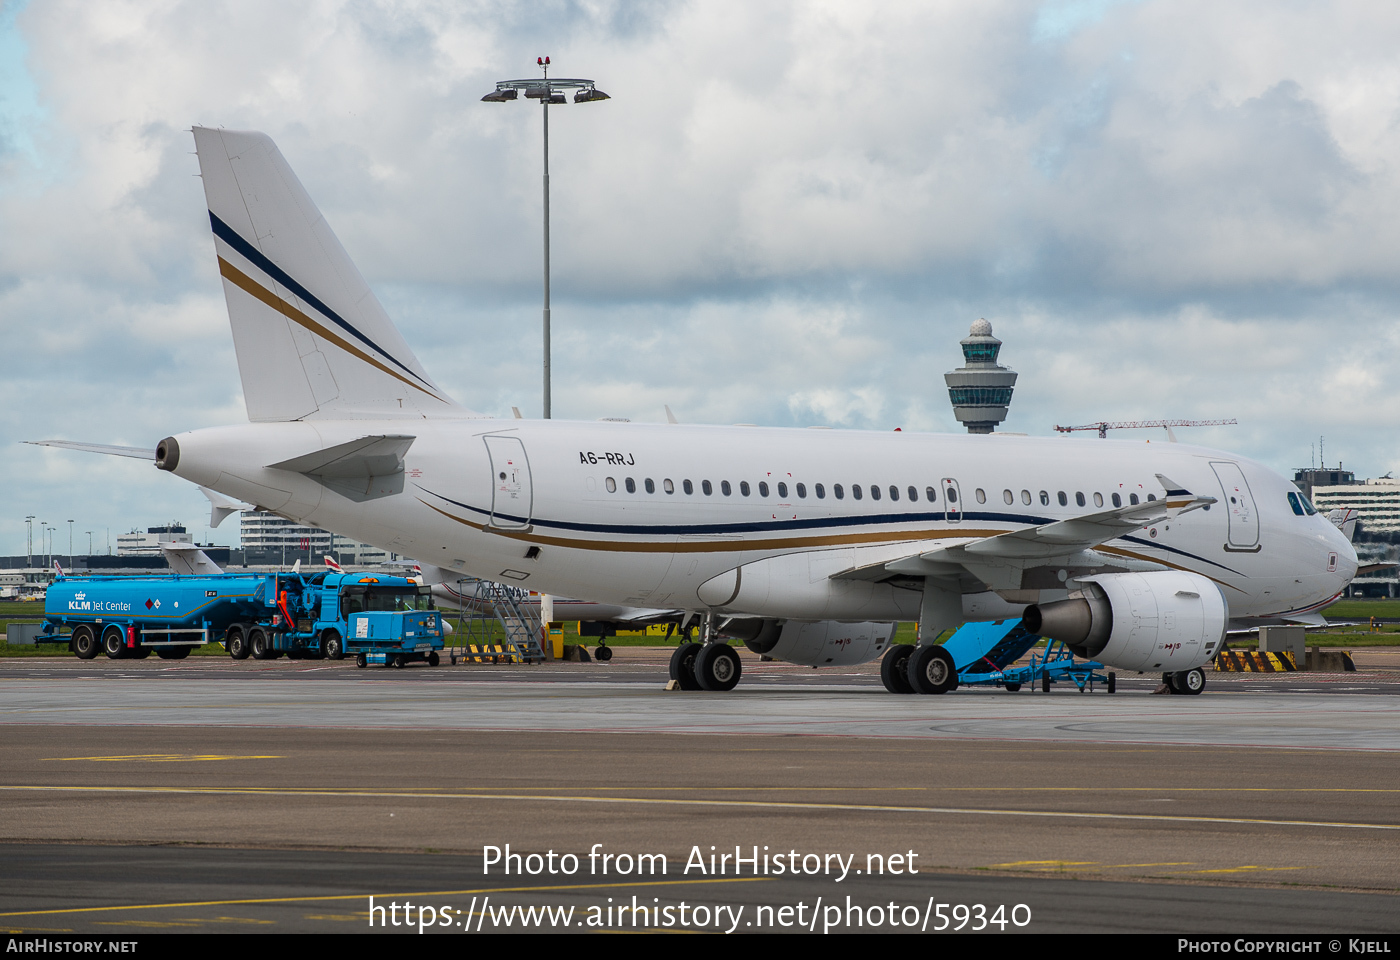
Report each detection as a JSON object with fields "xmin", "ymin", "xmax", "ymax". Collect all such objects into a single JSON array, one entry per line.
[
  {"xmin": 27, "ymin": 440, "xmax": 153, "ymax": 459},
  {"xmin": 199, "ymin": 485, "xmax": 253, "ymax": 529},
  {"xmin": 268, "ymin": 435, "xmax": 414, "ymax": 502}
]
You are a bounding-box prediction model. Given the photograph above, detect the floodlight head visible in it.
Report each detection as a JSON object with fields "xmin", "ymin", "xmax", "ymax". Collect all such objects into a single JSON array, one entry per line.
[
  {"xmin": 481, "ymin": 89, "xmax": 518, "ymax": 102},
  {"xmin": 546, "ymin": 93, "xmax": 566, "ymax": 104},
  {"xmin": 574, "ymin": 88, "xmax": 611, "ymax": 103}
]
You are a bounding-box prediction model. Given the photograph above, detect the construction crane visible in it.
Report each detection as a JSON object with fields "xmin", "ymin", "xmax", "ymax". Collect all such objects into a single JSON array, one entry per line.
[{"xmin": 1053, "ymin": 419, "xmax": 1238, "ymax": 440}]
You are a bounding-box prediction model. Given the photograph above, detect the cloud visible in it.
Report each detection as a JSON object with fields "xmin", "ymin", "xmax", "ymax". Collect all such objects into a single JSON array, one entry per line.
[{"xmin": 5, "ymin": 0, "xmax": 1400, "ymax": 550}]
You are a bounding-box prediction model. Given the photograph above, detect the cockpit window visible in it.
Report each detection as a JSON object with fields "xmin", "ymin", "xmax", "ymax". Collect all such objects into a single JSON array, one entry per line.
[
  {"xmin": 1287, "ymin": 492, "xmax": 1305, "ymax": 516},
  {"xmin": 1300, "ymin": 494, "xmax": 1318, "ymax": 516}
]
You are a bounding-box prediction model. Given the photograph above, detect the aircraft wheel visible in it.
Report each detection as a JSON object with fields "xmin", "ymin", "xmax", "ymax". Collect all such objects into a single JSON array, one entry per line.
[
  {"xmin": 907, "ymin": 645, "xmax": 958, "ymax": 695},
  {"xmin": 879, "ymin": 645, "xmax": 915, "ymax": 694},
  {"xmin": 322, "ymin": 630, "xmax": 344, "ymax": 661},
  {"xmin": 1107, "ymin": 673, "xmax": 1116, "ymax": 694},
  {"xmin": 428, "ymin": 651, "xmax": 440, "ymax": 666},
  {"xmin": 695, "ymin": 643, "xmax": 742, "ymax": 692},
  {"xmin": 1004, "ymin": 682, "xmax": 1022, "ymax": 692},
  {"xmin": 227, "ymin": 626, "xmax": 250, "ymax": 660},
  {"xmin": 1042, "ymin": 673, "xmax": 1052, "ymax": 693},
  {"xmin": 249, "ymin": 627, "xmax": 271, "ymax": 660},
  {"xmin": 1174, "ymin": 668, "xmax": 1205, "ymax": 696},
  {"xmin": 669, "ymin": 643, "xmax": 703, "ymax": 691},
  {"xmin": 595, "ymin": 644, "xmax": 613, "ymax": 662},
  {"xmin": 102, "ymin": 626, "xmax": 126, "ymax": 660},
  {"xmin": 356, "ymin": 653, "xmax": 367, "ymax": 669},
  {"xmin": 72, "ymin": 625, "xmax": 98, "ymax": 660}
]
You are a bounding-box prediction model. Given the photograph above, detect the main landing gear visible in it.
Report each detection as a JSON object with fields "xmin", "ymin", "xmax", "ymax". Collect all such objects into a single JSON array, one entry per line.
[
  {"xmin": 1165, "ymin": 667, "xmax": 1206, "ymax": 696},
  {"xmin": 668, "ymin": 616, "xmax": 742, "ymax": 691},
  {"xmin": 880, "ymin": 644, "xmax": 958, "ymax": 695}
]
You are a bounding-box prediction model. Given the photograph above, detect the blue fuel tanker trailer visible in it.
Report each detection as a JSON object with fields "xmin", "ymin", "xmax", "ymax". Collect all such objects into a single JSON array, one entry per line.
[{"xmin": 43, "ymin": 571, "xmax": 444, "ymax": 667}]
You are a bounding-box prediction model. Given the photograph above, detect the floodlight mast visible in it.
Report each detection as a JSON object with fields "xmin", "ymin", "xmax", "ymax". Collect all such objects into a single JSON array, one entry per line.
[{"xmin": 482, "ymin": 58, "xmax": 610, "ymax": 420}]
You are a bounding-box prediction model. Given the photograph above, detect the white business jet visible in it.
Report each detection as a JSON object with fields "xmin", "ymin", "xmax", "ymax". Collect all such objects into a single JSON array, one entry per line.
[{"xmin": 40, "ymin": 128, "xmax": 1359, "ymax": 695}]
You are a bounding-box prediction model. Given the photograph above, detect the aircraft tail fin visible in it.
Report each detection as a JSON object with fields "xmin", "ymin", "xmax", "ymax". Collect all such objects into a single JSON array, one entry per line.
[
  {"xmin": 192, "ymin": 127, "xmax": 477, "ymax": 422},
  {"xmin": 1327, "ymin": 508, "xmax": 1360, "ymax": 542}
]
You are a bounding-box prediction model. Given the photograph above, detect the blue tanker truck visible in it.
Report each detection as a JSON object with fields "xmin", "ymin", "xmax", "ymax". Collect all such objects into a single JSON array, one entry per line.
[{"xmin": 41, "ymin": 571, "xmax": 444, "ymax": 667}]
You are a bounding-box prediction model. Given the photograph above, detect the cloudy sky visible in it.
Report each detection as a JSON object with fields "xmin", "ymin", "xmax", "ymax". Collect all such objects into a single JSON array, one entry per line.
[{"xmin": 3, "ymin": 0, "xmax": 1399, "ymax": 556}]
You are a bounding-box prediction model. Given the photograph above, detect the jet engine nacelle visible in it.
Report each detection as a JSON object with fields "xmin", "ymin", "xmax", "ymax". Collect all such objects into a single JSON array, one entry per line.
[
  {"xmin": 1021, "ymin": 571, "xmax": 1227, "ymax": 673},
  {"xmin": 723, "ymin": 618, "xmax": 896, "ymax": 667}
]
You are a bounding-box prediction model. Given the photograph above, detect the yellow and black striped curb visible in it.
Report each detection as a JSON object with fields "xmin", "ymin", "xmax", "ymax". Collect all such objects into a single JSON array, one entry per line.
[{"xmin": 1215, "ymin": 650, "xmax": 1356, "ymax": 672}]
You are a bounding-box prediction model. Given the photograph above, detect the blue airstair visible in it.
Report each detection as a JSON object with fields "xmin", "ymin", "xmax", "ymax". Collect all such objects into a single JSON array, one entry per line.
[{"xmin": 943, "ymin": 618, "xmax": 1116, "ymax": 693}]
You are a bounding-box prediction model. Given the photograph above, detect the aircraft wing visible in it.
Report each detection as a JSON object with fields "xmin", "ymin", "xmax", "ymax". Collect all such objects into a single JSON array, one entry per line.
[
  {"xmin": 27, "ymin": 440, "xmax": 153, "ymax": 459},
  {"xmin": 837, "ymin": 474, "xmax": 1215, "ymax": 585}
]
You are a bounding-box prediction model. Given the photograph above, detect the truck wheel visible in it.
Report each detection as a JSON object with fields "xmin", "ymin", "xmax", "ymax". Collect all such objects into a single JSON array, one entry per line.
[
  {"xmin": 226, "ymin": 626, "xmax": 250, "ymax": 660},
  {"xmin": 322, "ymin": 631, "xmax": 344, "ymax": 661},
  {"xmin": 102, "ymin": 626, "xmax": 126, "ymax": 660},
  {"xmin": 132, "ymin": 647, "xmax": 152, "ymax": 659},
  {"xmin": 249, "ymin": 627, "xmax": 271, "ymax": 660},
  {"xmin": 428, "ymin": 651, "xmax": 440, "ymax": 666},
  {"xmin": 391, "ymin": 654, "xmax": 405, "ymax": 668},
  {"xmin": 157, "ymin": 647, "xmax": 191, "ymax": 660},
  {"xmin": 72, "ymin": 625, "xmax": 98, "ymax": 660},
  {"xmin": 356, "ymin": 653, "xmax": 367, "ymax": 668}
]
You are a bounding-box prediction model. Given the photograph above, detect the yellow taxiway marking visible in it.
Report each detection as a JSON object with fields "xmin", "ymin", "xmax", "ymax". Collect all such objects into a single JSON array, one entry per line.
[
  {"xmin": 989, "ymin": 860, "xmax": 1098, "ymax": 868},
  {"xmin": 1171, "ymin": 866, "xmax": 1306, "ymax": 875},
  {"xmin": 42, "ymin": 754, "xmax": 283, "ymax": 763},
  {"xmin": 0, "ymin": 877, "xmax": 768, "ymax": 920},
  {"xmin": 2, "ymin": 784, "xmax": 1398, "ymax": 833}
]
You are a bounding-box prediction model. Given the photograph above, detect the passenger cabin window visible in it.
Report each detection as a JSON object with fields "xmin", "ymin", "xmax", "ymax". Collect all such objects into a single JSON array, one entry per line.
[
  {"xmin": 1147, "ymin": 494, "xmax": 1156, "ymax": 501},
  {"xmin": 1003, "ymin": 489, "xmax": 1014, "ymax": 505},
  {"xmin": 815, "ymin": 483, "xmax": 826, "ymax": 499},
  {"xmin": 1093, "ymin": 492, "xmax": 1103, "ymax": 507},
  {"xmin": 606, "ymin": 477, "xmax": 617, "ymax": 493},
  {"xmin": 778, "ymin": 482, "xmax": 788, "ymax": 498},
  {"xmin": 1040, "ymin": 491, "xmax": 1050, "ymax": 506},
  {"xmin": 889, "ymin": 485, "xmax": 898, "ymax": 501},
  {"xmin": 796, "ymin": 483, "xmax": 806, "ymax": 498},
  {"xmin": 908, "ymin": 486, "xmax": 918, "ymax": 502},
  {"xmin": 626, "ymin": 478, "xmax": 637, "ymax": 493},
  {"xmin": 1075, "ymin": 492, "xmax": 1085, "ymax": 507},
  {"xmin": 664, "ymin": 479, "xmax": 675, "ymax": 494},
  {"xmin": 1057, "ymin": 491, "xmax": 1067, "ymax": 506},
  {"xmin": 926, "ymin": 486, "xmax": 938, "ymax": 502},
  {"xmin": 759, "ymin": 482, "xmax": 770, "ymax": 497},
  {"xmin": 645, "ymin": 478, "xmax": 655, "ymax": 494},
  {"xmin": 683, "ymin": 479, "xmax": 693, "ymax": 495},
  {"xmin": 1021, "ymin": 490, "xmax": 1031, "ymax": 505},
  {"xmin": 1111, "ymin": 492, "xmax": 1121, "ymax": 507},
  {"xmin": 834, "ymin": 484, "xmax": 844, "ymax": 500},
  {"xmin": 975, "ymin": 488, "xmax": 986, "ymax": 504},
  {"xmin": 721, "ymin": 481, "xmax": 732, "ymax": 496},
  {"xmin": 740, "ymin": 481, "xmax": 751, "ymax": 496},
  {"xmin": 1129, "ymin": 494, "xmax": 1139, "ymax": 505},
  {"xmin": 870, "ymin": 485, "xmax": 881, "ymax": 501},
  {"xmin": 852, "ymin": 485, "xmax": 863, "ymax": 500},
  {"xmin": 702, "ymin": 480, "xmax": 713, "ymax": 496},
  {"xmin": 947, "ymin": 487, "xmax": 958, "ymax": 503}
]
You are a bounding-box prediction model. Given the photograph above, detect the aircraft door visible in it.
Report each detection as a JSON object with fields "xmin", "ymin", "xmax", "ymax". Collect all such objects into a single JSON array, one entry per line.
[
  {"xmin": 484, "ymin": 435, "xmax": 533, "ymax": 529},
  {"xmin": 1210, "ymin": 461, "xmax": 1259, "ymax": 550},
  {"xmin": 941, "ymin": 478, "xmax": 963, "ymax": 523}
]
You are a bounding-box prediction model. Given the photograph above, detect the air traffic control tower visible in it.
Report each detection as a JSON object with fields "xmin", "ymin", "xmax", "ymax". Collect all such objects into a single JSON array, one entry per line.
[{"xmin": 944, "ymin": 318, "xmax": 1017, "ymax": 434}]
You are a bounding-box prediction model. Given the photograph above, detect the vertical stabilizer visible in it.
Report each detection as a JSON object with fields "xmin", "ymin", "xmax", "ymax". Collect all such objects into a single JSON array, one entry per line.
[{"xmin": 192, "ymin": 127, "xmax": 474, "ymax": 422}]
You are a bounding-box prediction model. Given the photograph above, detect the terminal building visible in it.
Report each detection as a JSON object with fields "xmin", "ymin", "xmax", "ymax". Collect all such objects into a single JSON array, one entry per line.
[{"xmin": 944, "ymin": 318, "xmax": 1017, "ymax": 434}]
